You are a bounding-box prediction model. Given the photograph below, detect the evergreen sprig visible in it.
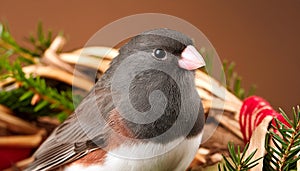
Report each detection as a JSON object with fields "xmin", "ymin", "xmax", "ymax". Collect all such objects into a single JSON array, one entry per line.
[
  {"xmin": 263, "ymin": 106, "xmax": 300, "ymax": 171},
  {"xmin": 0, "ymin": 57, "xmax": 75, "ymax": 122},
  {"xmin": 218, "ymin": 142, "xmax": 262, "ymax": 171},
  {"xmin": 0, "ymin": 23, "xmax": 79, "ymax": 122},
  {"xmin": 26, "ymin": 22, "xmax": 53, "ymax": 57},
  {"xmin": 222, "ymin": 60, "xmax": 256, "ymax": 99},
  {"xmin": 0, "ymin": 22, "xmax": 53, "ymax": 61}
]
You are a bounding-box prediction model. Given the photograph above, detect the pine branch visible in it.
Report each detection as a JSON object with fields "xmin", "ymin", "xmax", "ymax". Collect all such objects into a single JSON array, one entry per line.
[
  {"xmin": 197, "ymin": 48, "xmax": 255, "ymax": 100},
  {"xmin": 0, "ymin": 24, "xmax": 34, "ymax": 63},
  {"xmin": 0, "ymin": 22, "xmax": 53, "ymax": 60},
  {"xmin": 26, "ymin": 22, "xmax": 53, "ymax": 56},
  {"xmin": 218, "ymin": 142, "xmax": 262, "ymax": 171},
  {"xmin": 264, "ymin": 106, "xmax": 300, "ymax": 171},
  {"xmin": 0, "ymin": 22, "xmax": 80, "ymax": 122},
  {"xmin": 0, "ymin": 58, "xmax": 76, "ymax": 121},
  {"xmin": 222, "ymin": 60, "xmax": 256, "ymax": 99}
]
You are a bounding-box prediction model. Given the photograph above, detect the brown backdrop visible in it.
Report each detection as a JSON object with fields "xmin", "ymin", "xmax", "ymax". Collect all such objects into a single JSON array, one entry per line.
[{"xmin": 1, "ymin": 0, "xmax": 299, "ymax": 113}]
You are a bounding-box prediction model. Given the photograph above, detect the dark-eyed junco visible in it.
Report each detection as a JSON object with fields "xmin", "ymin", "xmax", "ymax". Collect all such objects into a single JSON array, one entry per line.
[{"xmin": 25, "ymin": 28, "xmax": 206, "ymax": 171}]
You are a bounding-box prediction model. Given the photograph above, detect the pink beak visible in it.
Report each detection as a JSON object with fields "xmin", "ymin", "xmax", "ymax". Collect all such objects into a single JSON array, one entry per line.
[{"xmin": 178, "ymin": 45, "xmax": 206, "ymax": 70}]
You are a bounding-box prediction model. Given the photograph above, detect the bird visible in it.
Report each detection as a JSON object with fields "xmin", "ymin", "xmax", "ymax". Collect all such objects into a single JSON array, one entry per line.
[{"xmin": 25, "ymin": 28, "xmax": 206, "ymax": 171}]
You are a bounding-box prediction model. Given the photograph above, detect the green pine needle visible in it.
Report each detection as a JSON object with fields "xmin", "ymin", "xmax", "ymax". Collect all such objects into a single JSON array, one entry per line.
[
  {"xmin": 0, "ymin": 22, "xmax": 79, "ymax": 122},
  {"xmin": 222, "ymin": 60, "xmax": 256, "ymax": 99},
  {"xmin": 263, "ymin": 106, "xmax": 300, "ymax": 171},
  {"xmin": 219, "ymin": 142, "xmax": 262, "ymax": 171}
]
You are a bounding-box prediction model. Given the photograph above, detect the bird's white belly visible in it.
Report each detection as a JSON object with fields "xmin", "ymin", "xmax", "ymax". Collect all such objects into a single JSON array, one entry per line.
[{"xmin": 65, "ymin": 132, "xmax": 202, "ymax": 171}]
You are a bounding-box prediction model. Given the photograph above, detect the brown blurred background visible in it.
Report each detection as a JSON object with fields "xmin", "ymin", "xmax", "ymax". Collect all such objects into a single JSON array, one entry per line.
[{"xmin": 1, "ymin": 0, "xmax": 299, "ymax": 113}]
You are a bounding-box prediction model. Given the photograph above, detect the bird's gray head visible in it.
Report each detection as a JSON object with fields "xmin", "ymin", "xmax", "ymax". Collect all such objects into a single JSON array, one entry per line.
[{"xmin": 112, "ymin": 28, "xmax": 205, "ymax": 72}]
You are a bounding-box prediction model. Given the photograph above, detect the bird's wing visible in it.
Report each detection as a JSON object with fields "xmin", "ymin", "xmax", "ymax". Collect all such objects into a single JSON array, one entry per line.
[{"xmin": 25, "ymin": 86, "xmax": 114, "ymax": 171}]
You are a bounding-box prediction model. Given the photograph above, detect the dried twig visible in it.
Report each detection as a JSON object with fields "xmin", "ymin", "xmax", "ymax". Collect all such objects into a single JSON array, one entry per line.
[
  {"xmin": 22, "ymin": 65, "xmax": 94, "ymax": 91},
  {"xmin": 0, "ymin": 130, "xmax": 45, "ymax": 148},
  {"xmin": 0, "ymin": 110, "xmax": 39, "ymax": 134},
  {"xmin": 3, "ymin": 157, "xmax": 34, "ymax": 171},
  {"xmin": 0, "ymin": 105, "xmax": 13, "ymax": 114}
]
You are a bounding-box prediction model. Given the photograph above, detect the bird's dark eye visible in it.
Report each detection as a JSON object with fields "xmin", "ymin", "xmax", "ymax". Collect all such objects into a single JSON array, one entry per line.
[{"xmin": 152, "ymin": 48, "xmax": 167, "ymax": 60}]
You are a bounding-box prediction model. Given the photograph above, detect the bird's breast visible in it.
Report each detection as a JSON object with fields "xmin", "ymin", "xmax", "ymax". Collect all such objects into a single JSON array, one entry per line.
[{"xmin": 65, "ymin": 131, "xmax": 203, "ymax": 171}]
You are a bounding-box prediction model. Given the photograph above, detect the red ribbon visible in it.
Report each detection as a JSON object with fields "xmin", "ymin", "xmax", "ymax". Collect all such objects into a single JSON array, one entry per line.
[{"xmin": 239, "ymin": 96, "xmax": 290, "ymax": 143}]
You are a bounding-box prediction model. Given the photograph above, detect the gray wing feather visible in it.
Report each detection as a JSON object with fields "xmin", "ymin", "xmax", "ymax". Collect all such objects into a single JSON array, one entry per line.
[{"xmin": 25, "ymin": 87, "xmax": 113, "ymax": 171}]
